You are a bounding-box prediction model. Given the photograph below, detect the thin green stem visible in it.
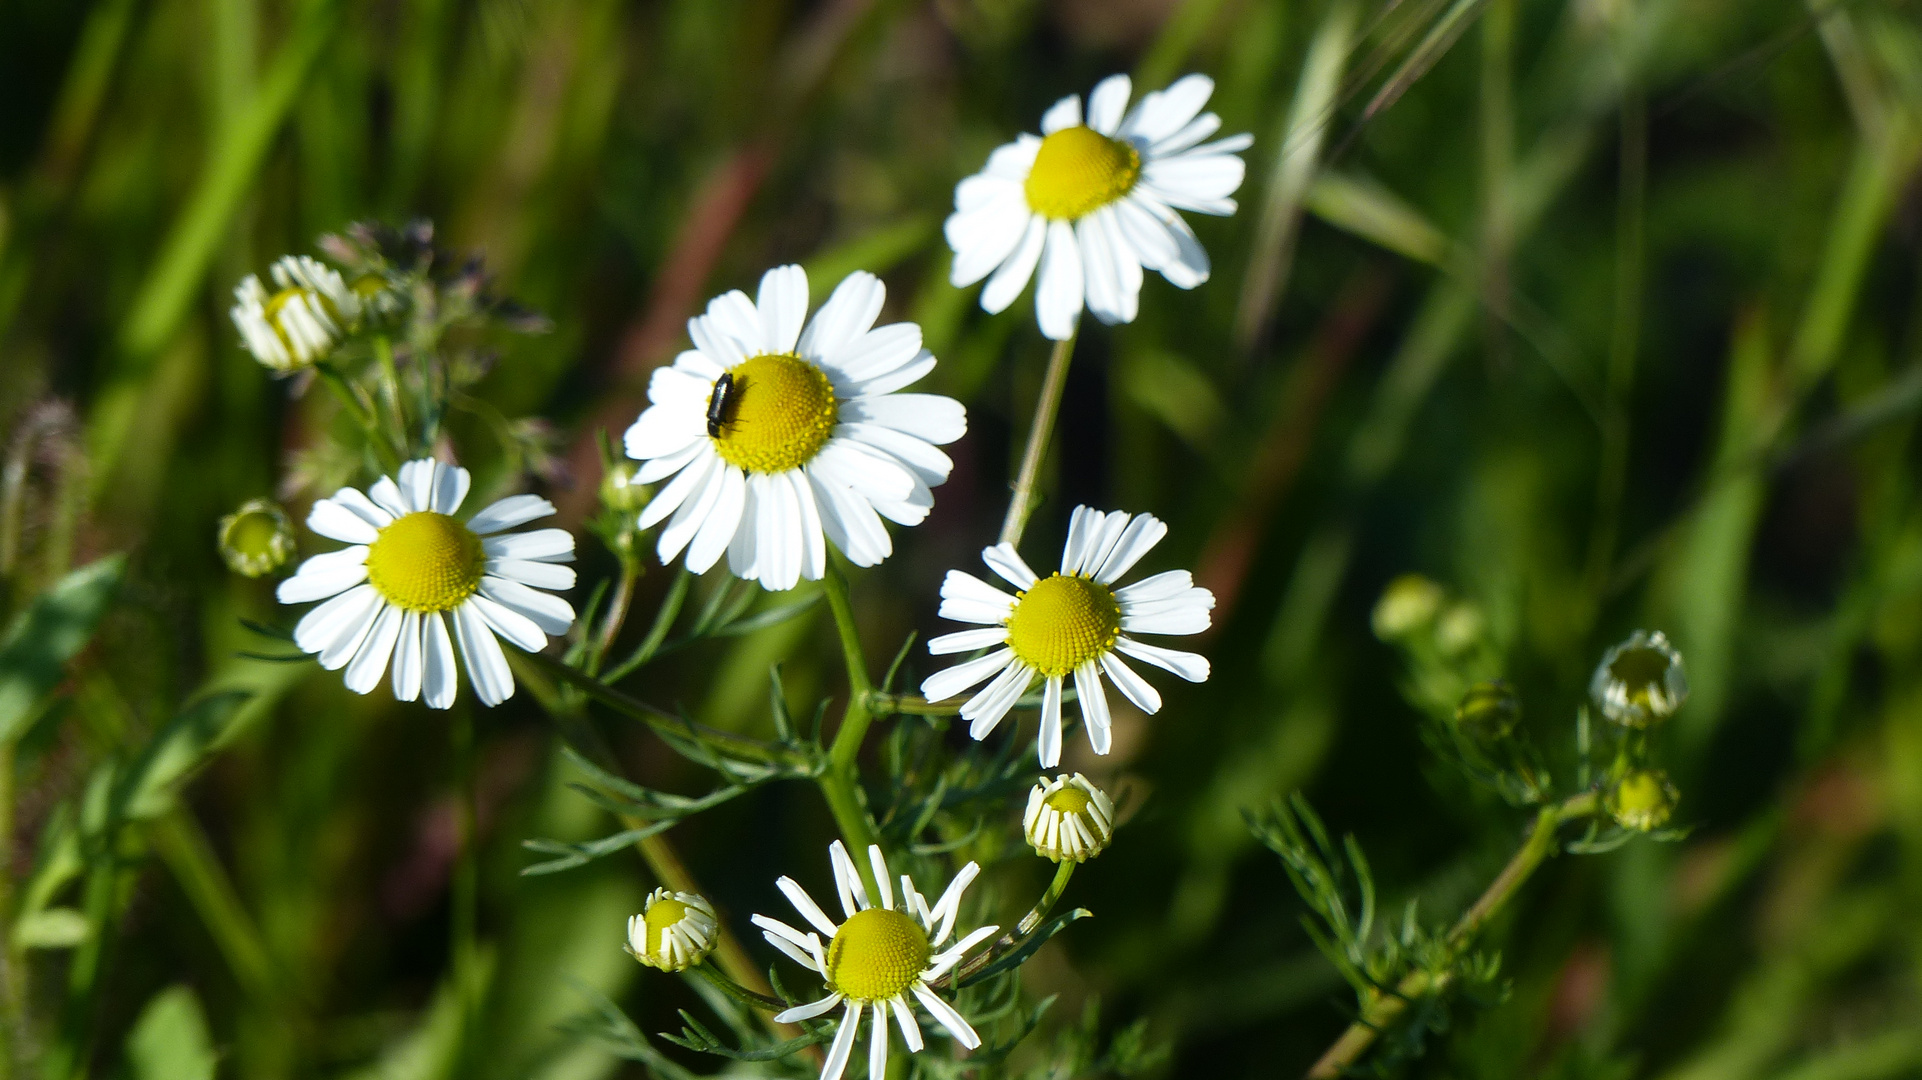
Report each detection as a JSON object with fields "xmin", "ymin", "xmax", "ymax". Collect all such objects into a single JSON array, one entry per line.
[
  {"xmin": 516, "ymin": 649, "xmax": 804, "ymax": 767},
  {"xmin": 315, "ymin": 363, "xmax": 400, "ymax": 473},
  {"xmin": 601, "ymin": 566, "xmax": 692, "ymax": 683},
  {"xmin": 942, "ymin": 860, "xmax": 1077, "ymax": 988},
  {"xmin": 864, "ymin": 692, "xmax": 963, "ymax": 717},
  {"xmin": 1304, "ymin": 792, "xmax": 1601, "ymax": 1079},
  {"xmin": 999, "ymin": 332, "xmax": 1077, "ymax": 548},
  {"xmin": 588, "ymin": 554, "xmax": 642, "ymax": 677},
  {"xmin": 819, "ymin": 564, "xmax": 881, "ymax": 896},
  {"xmin": 372, "ymin": 333, "xmax": 410, "ymax": 455}
]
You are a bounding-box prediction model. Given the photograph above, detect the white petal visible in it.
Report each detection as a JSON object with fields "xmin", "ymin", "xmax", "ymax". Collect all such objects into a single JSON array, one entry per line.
[
  {"xmin": 1089, "ymin": 205, "xmax": 1142, "ymax": 324},
  {"xmin": 342, "ymin": 604, "xmax": 404, "ymax": 694},
  {"xmin": 1086, "ymin": 74, "xmax": 1132, "ymax": 135},
  {"xmin": 981, "ymin": 215, "xmax": 1046, "ymax": 315},
  {"xmin": 777, "ymin": 878, "xmax": 841, "ymax": 938},
  {"xmin": 927, "ymin": 628, "xmax": 1009, "ymax": 655},
  {"xmin": 1115, "ymin": 636, "xmax": 1210, "ymax": 681},
  {"xmin": 1093, "ymin": 513, "xmax": 1168, "ymax": 583},
  {"xmin": 773, "ymin": 993, "xmax": 843, "ymax": 1024},
  {"xmin": 1075, "ymin": 661, "xmax": 1113, "ymax": 755},
  {"xmin": 307, "ymin": 498, "xmax": 382, "ymax": 545},
  {"xmin": 1113, "ymin": 196, "xmax": 1180, "ymax": 272},
  {"xmin": 422, "ymin": 613, "xmax": 458, "ymax": 709},
  {"xmin": 366, "ymin": 478, "xmax": 411, "ymax": 520},
  {"xmin": 466, "ymin": 494, "xmax": 556, "ymax": 535},
  {"xmin": 826, "ymin": 323, "xmax": 920, "ymax": 386},
  {"xmin": 1035, "ymin": 219, "xmax": 1084, "ymax": 341},
  {"xmin": 811, "ymin": 439, "xmax": 915, "ymax": 504},
  {"xmin": 392, "ymin": 611, "xmax": 423, "ymax": 702},
  {"xmin": 946, "ymin": 186, "xmax": 1032, "ymax": 288},
  {"xmin": 466, "ymin": 593, "xmax": 547, "ymax": 652},
  {"xmin": 927, "ymin": 862, "xmax": 980, "ymax": 947},
  {"xmin": 921, "ymin": 648, "xmax": 1015, "ymax": 703},
  {"xmin": 687, "ymin": 312, "xmax": 745, "ymax": 368},
  {"xmin": 868, "ymin": 846, "xmax": 894, "ymax": 910},
  {"xmin": 1143, "ymin": 152, "xmax": 1247, "ymax": 207},
  {"xmin": 786, "ymin": 471, "xmax": 828, "ymax": 584},
  {"xmin": 1121, "ymin": 603, "xmax": 1212, "ymax": 636},
  {"xmin": 706, "ymin": 289, "xmax": 765, "ymax": 355},
  {"xmin": 686, "ymin": 465, "xmax": 748, "ymax": 574},
  {"xmin": 623, "ymin": 401, "xmax": 704, "ymax": 462},
  {"xmin": 481, "ymin": 528, "xmax": 575, "ymax": 562},
  {"xmin": 869, "ymin": 1003, "xmax": 889, "ymax": 1080},
  {"xmin": 657, "ymin": 457, "xmax": 728, "ymax": 563},
  {"xmin": 830, "ymin": 840, "xmax": 870, "ymax": 915},
  {"xmin": 1120, "ymin": 73, "xmax": 1215, "ymax": 145},
  {"xmin": 398, "ymin": 460, "xmax": 438, "ymax": 514},
  {"xmin": 836, "ymin": 422, "xmax": 954, "ymax": 488},
  {"xmin": 1134, "ymin": 194, "xmax": 1211, "ymax": 286},
  {"xmin": 453, "ymin": 603, "xmax": 514, "ymax": 706},
  {"xmin": 1100, "ymin": 652, "xmax": 1161, "ymax": 713},
  {"xmin": 1075, "ymin": 510, "xmax": 1132, "ymax": 578},
  {"xmin": 822, "ymin": 1004, "xmax": 861, "ymax": 1080},
  {"xmin": 890, "ymin": 998, "xmax": 924, "ymax": 1053},
  {"xmin": 799, "ymin": 271, "xmax": 884, "ymax": 362},
  {"xmin": 1147, "ymin": 111, "xmax": 1223, "ymax": 157},
  {"xmin": 962, "ymin": 659, "xmax": 1033, "ymax": 739},
  {"xmin": 911, "ymin": 986, "xmax": 980, "ymax": 1049},
  {"xmin": 982, "ymin": 543, "xmax": 1038, "ymax": 590},
  {"xmin": 937, "ymin": 570, "xmax": 1016, "ymax": 624},
  {"xmin": 432, "ymin": 464, "xmax": 471, "ymax": 515},
  {"xmin": 1038, "ymin": 676, "xmax": 1064, "ymax": 767},
  {"xmin": 635, "ymin": 439, "xmax": 706, "ymax": 485},
  {"xmin": 838, "ymin": 394, "xmax": 966, "ymax": 446},
  {"xmin": 757, "ymin": 265, "xmax": 809, "ymax": 355},
  {"xmin": 294, "ymin": 584, "xmax": 381, "ymax": 661},
  {"xmin": 1040, "ymin": 93, "xmax": 1082, "ymax": 134},
  {"xmin": 479, "ymin": 576, "xmax": 575, "ymax": 636},
  {"xmin": 486, "ymin": 557, "xmax": 576, "ymax": 591},
  {"xmin": 277, "ymin": 558, "xmax": 368, "ymax": 604},
  {"xmin": 1115, "ymin": 569, "xmax": 1195, "ymax": 604},
  {"xmin": 640, "ymin": 446, "xmax": 719, "ymax": 531},
  {"xmin": 1060, "ymin": 505, "xmax": 1098, "ymax": 576},
  {"xmin": 808, "ymin": 468, "xmax": 892, "ymax": 567}
]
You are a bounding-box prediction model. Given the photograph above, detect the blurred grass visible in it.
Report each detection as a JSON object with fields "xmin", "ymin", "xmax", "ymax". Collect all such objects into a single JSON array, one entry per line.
[{"xmin": 2, "ymin": 0, "xmax": 1922, "ymax": 1077}]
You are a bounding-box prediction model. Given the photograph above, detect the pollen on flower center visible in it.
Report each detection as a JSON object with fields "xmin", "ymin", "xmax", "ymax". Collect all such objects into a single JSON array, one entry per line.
[
  {"xmin": 364, "ymin": 511, "xmax": 485, "ymax": 613},
  {"xmin": 1024, "ymin": 126, "xmax": 1142, "ymax": 220},
  {"xmin": 710, "ymin": 353, "xmax": 839, "ymax": 474},
  {"xmin": 642, "ymin": 897, "xmax": 690, "ymax": 955},
  {"xmin": 826, "ymin": 908, "xmax": 931, "ymax": 1002},
  {"xmin": 1045, "ymin": 784, "xmax": 1092, "ymax": 814},
  {"xmin": 1005, "ymin": 574, "xmax": 1122, "ymax": 678}
]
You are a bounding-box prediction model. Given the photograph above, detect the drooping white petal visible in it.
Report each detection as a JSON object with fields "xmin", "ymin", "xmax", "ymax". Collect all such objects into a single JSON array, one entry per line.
[
  {"xmin": 788, "ymin": 469, "xmax": 828, "ymax": 584},
  {"xmin": 343, "ymin": 604, "xmax": 404, "ymax": 694},
  {"xmin": 422, "ymin": 612, "xmax": 458, "ymax": 709},
  {"xmin": 921, "ymin": 648, "xmax": 1016, "ymax": 703},
  {"xmin": 392, "ymin": 611, "xmax": 423, "ymax": 703},
  {"xmin": 808, "ymin": 468, "xmax": 891, "ymax": 567},
  {"xmin": 890, "ymin": 998, "xmax": 924, "ymax": 1053},
  {"xmin": 686, "ymin": 465, "xmax": 748, "ymax": 574},
  {"xmin": 1035, "ymin": 219, "xmax": 1085, "ymax": 341},
  {"xmin": 640, "ymin": 446, "xmax": 720, "ymax": 531},
  {"xmin": 466, "ymin": 494, "xmax": 556, "ymax": 535},
  {"xmin": 478, "ymin": 577, "xmax": 575, "ymax": 636},
  {"xmin": 980, "ymin": 215, "xmax": 1046, "ymax": 315},
  {"xmin": 657, "ymin": 458, "xmax": 728, "ymax": 564},
  {"xmin": 773, "ymin": 993, "xmax": 843, "ymax": 1024},
  {"xmin": 1038, "ymin": 676, "xmax": 1065, "ymax": 767},
  {"xmin": 453, "ymin": 603, "xmax": 514, "ymax": 706},
  {"xmin": 911, "ymin": 985, "xmax": 981, "ymax": 1049},
  {"xmin": 962, "ymin": 659, "xmax": 1034, "ymax": 740},
  {"xmin": 821, "ymin": 1003, "xmax": 861, "ymax": 1080},
  {"xmin": 294, "ymin": 584, "xmax": 380, "ymax": 657},
  {"xmin": 1115, "ymin": 636, "xmax": 1211, "ymax": 681},
  {"xmin": 868, "ymin": 1003, "xmax": 889, "ymax": 1080},
  {"xmin": 1076, "ymin": 660, "xmax": 1113, "ymax": 754},
  {"xmin": 1099, "ymin": 651, "xmax": 1161, "ymax": 714}
]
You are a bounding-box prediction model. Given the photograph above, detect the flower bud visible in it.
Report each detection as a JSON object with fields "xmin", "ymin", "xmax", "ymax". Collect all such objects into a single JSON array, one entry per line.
[
  {"xmin": 230, "ymin": 255, "xmax": 363, "ymax": 372},
  {"xmin": 1372, "ymin": 574, "xmax": 1444, "ymax": 640},
  {"xmin": 217, "ymin": 498, "xmax": 295, "ymax": 577},
  {"xmin": 1435, "ymin": 602, "xmax": 1484, "ymax": 656},
  {"xmin": 625, "ymin": 888, "xmax": 719, "ymax": 971},
  {"xmin": 1607, "ymin": 769, "xmax": 1678, "ymax": 832},
  {"xmin": 1024, "ymin": 773, "xmax": 1115, "ymax": 863},
  {"xmin": 1456, "ymin": 680, "xmax": 1520, "ymax": 743},
  {"xmin": 1590, "ymin": 630, "xmax": 1688, "ymax": 727},
  {"xmin": 600, "ymin": 460, "xmax": 650, "ymax": 515}
]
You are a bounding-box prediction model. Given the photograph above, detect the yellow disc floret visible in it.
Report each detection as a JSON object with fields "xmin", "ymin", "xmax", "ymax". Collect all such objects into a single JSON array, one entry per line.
[
  {"xmin": 642, "ymin": 896, "xmax": 691, "ymax": 956},
  {"xmin": 1005, "ymin": 574, "xmax": 1122, "ymax": 678},
  {"xmin": 1024, "ymin": 126, "xmax": 1142, "ymax": 220},
  {"xmin": 365, "ymin": 512, "xmax": 486, "ymax": 613},
  {"xmin": 1044, "ymin": 783, "xmax": 1093, "ymax": 815},
  {"xmin": 826, "ymin": 908, "xmax": 931, "ymax": 1002},
  {"xmin": 710, "ymin": 353, "xmax": 839, "ymax": 474}
]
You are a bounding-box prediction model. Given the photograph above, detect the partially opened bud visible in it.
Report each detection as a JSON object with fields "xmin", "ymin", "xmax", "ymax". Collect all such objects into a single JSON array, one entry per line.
[
  {"xmin": 1024, "ymin": 774, "xmax": 1115, "ymax": 863},
  {"xmin": 1456, "ymin": 680, "xmax": 1521, "ymax": 743},
  {"xmin": 1607, "ymin": 769, "xmax": 1679, "ymax": 832},
  {"xmin": 230, "ymin": 255, "xmax": 363, "ymax": 373},
  {"xmin": 217, "ymin": 498, "xmax": 295, "ymax": 577},
  {"xmin": 1372, "ymin": 575, "xmax": 1445, "ymax": 641},
  {"xmin": 625, "ymin": 888, "xmax": 719, "ymax": 971},
  {"xmin": 1591, "ymin": 630, "xmax": 1689, "ymax": 727}
]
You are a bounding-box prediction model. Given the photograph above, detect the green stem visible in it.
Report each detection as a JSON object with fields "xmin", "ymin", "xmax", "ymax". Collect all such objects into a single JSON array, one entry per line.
[
  {"xmin": 372, "ymin": 333, "xmax": 410, "ymax": 456},
  {"xmin": 819, "ymin": 565, "xmax": 880, "ymax": 896},
  {"xmin": 601, "ymin": 566, "xmax": 690, "ymax": 684},
  {"xmin": 315, "ymin": 363, "xmax": 400, "ymax": 473},
  {"xmin": 687, "ymin": 953, "xmax": 788, "ymax": 1011},
  {"xmin": 942, "ymin": 860, "xmax": 1077, "ymax": 988},
  {"xmin": 1304, "ymin": 792, "xmax": 1601, "ymax": 1079},
  {"xmin": 588, "ymin": 554, "xmax": 641, "ymax": 677},
  {"xmin": 864, "ymin": 692, "xmax": 963, "ymax": 717},
  {"xmin": 999, "ymin": 331, "xmax": 1077, "ymax": 548}
]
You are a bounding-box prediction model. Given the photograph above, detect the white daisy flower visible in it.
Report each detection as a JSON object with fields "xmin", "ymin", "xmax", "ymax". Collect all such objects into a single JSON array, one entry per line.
[
  {"xmin": 920, "ymin": 505, "xmax": 1215, "ymax": 767},
  {"xmin": 753, "ymin": 841, "xmax": 997, "ymax": 1080},
  {"xmin": 626, "ymin": 888, "xmax": 719, "ymax": 972},
  {"xmin": 945, "ymin": 73, "xmax": 1252, "ymax": 340},
  {"xmin": 1023, "ymin": 773, "xmax": 1115, "ymax": 863},
  {"xmin": 276, "ymin": 458, "xmax": 577, "ymax": 709},
  {"xmin": 231, "ymin": 255, "xmax": 364, "ymax": 372},
  {"xmin": 623, "ymin": 265, "xmax": 967, "ymax": 591}
]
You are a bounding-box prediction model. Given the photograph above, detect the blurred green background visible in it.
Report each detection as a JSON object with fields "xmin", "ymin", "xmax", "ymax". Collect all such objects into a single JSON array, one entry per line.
[{"xmin": 4, "ymin": 0, "xmax": 1922, "ymax": 1077}]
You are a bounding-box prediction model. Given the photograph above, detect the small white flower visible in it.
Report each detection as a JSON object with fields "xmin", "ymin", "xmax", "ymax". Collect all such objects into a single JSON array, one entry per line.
[
  {"xmin": 920, "ymin": 506, "xmax": 1214, "ymax": 767},
  {"xmin": 753, "ymin": 842, "xmax": 997, "ymax": 1080},
  {"xmin": 626, "ymin": 888, "xmax": 719, "ymax": 972},
  {"xmin": 1024, "ymin": 774, "xmax": 1115, "ymax": 863},
  {"xmin": 623, "ymin": 265, "xmax": 967, "ymax": 591},
  {"xmin": 276, "ymin": 458, "xmax": 576, "ymax": 708},
  {"xmin": 945, "ymin": 73, "xmax": 1251, "ymax": 340},
  {"xmin": 1590, "ymin": 630, "xmax": 1689, "ymax": 728},
  {"xmin": 231, "ymin": 255, "xmax": 364, "ymax": 372}
]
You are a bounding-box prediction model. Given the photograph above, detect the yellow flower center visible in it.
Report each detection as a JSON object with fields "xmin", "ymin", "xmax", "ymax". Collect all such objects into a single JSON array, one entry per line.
[
  {"xmin": 364, "ymin": 511, "xmax": 485, "ymax": 613},
  {"xmin": 710, "ymin": 353, "xmax": 839, "ymax": 474},
  {"xmin": 826, "ymin": 908, "xmax": 931, "ymax": 1002},
  {"xmin": 226, "ymin": 511, "xmax": 284, "ymax": 560},
  {"xmin": 643, "ymin": 897, "xmax": 691, "ymax": 956},
  {"xmin": 1024, "ymin": 126, "xmax": 1142, "ymax": 220},
  {"xmin": 1045, "ymin": 785, "xmax": 1093, "ymax": 815},
  {"xmin": 1005, "ymin": 574, "xmax": 1122, "ymax": 678}
]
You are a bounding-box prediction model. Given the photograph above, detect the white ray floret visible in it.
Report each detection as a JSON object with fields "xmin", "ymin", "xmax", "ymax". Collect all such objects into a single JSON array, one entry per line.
[
  {"xmin": 230, "ymin": 254, "xmax": 364, "ymax": 372},
  {"xmin": 920, "ymin": 505, "xmax": 1215, "ymax": 767},
  {"xmin": 945, "ymin": 73, "xmax": 1252, "ymax": 340},
  {"xmin": 622, "ymin": 265, "xmax": 967, "ymax": 592},
  {"xmin": 754, "ymin": 841, "xmax": 997, "ymax": 1080},
  {"xmin": 626, "ymin": 889, "xmax": 719, "ymax": 972},
  {"xmin": 276, "ymin": 458, "xmax": 576, "ymax": 709}
]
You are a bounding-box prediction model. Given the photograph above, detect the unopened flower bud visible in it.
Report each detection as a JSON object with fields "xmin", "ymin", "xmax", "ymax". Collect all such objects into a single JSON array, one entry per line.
[
  {"xmin": 217, "ymin": 498, "xmax": 295, "ymax": 577},
  {"xmin": 1591, "ymin": 630, "xmax": 1688, "ymax": 727},
  {"xmin": 1608, "ymin": 769, "xmax": 1678, "ymax": 832},
  {"xmin": 1456, "ymin": 680, "xmax": 1520, "ymax": 743},
  {"xmin": 1435, "ymin": 602, "xmax": 1484, "ymax": 656},
  {"xmin": 1024, "ymin": 773, "xmax": 1115, "ymax": 863},
  {"xmin": 230, "ymin": 255, "xmax": 363, "ymax": 372},
  {"xmin": 625, "ymin": 888, "xmax": 719, "ymax": 971},
  {"xmin": 1373, "ymin": 575, "xmax": 1444, "ymax": 640},
  {"xmin": 600, "ymin": 460, "xmax": 650, "ymax": 515}
]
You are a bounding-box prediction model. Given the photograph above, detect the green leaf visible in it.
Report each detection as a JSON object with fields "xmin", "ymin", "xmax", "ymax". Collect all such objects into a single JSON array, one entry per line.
[
  {"xmin": 0, "ymin": 555, "xmax": 126, "ymax": 743},
  {"xmin": 958, "ymin": 908, "xmax": 1092, "ymax": 988},
  {"xmin": 125, "ymin": 985, "xmax": 216, "ymax": 1080}
]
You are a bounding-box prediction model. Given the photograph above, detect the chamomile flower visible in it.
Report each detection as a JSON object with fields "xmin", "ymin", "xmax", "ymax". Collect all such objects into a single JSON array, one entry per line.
[
  {"xmin": 626, "ymin": 889, "xmax": 719, "ymax": 972},
  {"xmin": 921, "ymin": 506, "xmax": 1214, "ymax": 767},
  {"xmin": 276, "ymin": 458, "xmax": 576, "ymax": 709},
  {"xmin": 231, "ymin": 255, "xmax": 364, "ymax": 372},
  {"xmin": 945, "ymin": 74, "xmax": 1251, "ymax": 339},
  {"xmin": 1591, "ymin": 630, "xmax": 1689, "ymax": 728},
  {"xmin": 753, "ymin": 842, "xmax": 996, "ymax": 1080},
  {"xmin": 1024, "ymin": 774, "xmax": 1115, "ymax": 863},
  {"xmin": 623, "ymin": 266, "xmax": 967, "ymax": 591}
]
